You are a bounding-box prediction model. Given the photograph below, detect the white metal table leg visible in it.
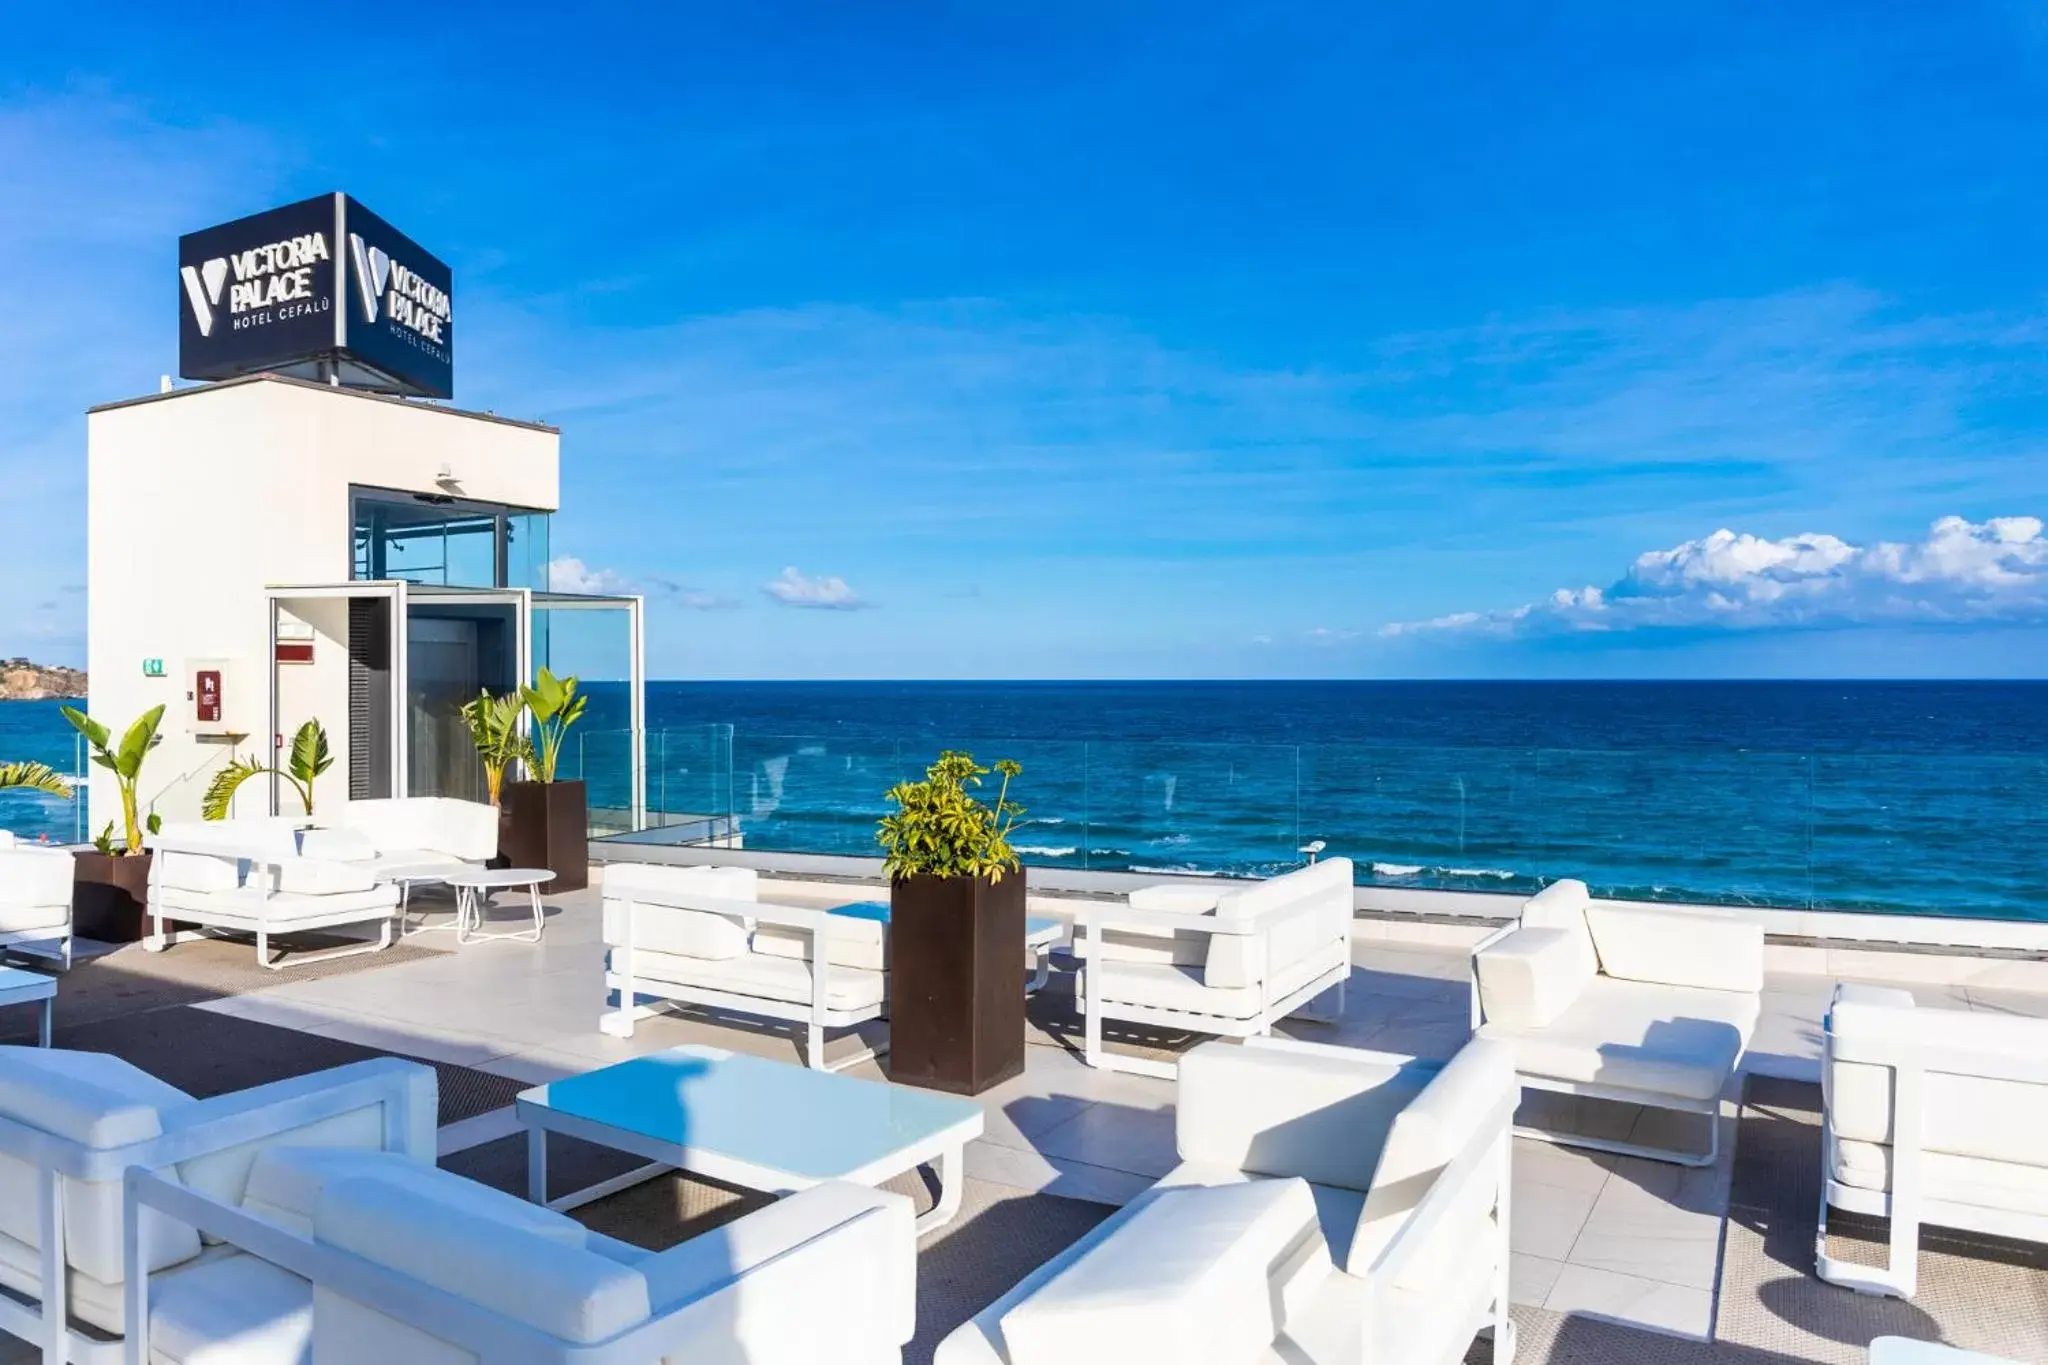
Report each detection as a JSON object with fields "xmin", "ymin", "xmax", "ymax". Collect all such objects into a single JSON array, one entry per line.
[
  {"xmin": 916, "ymin": 1145, "xmax": 966, "ymax": 1234},
  {"xmin": 527, "ymin": 1125, "xmax": 548, "ymax": 1205}
]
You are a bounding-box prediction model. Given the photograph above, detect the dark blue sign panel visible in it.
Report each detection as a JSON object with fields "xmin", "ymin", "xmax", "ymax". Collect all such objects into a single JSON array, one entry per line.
[
  {"xmin": 177, "ymin": 193, "xmax": 454, "ymax": 399},
  {"xmin": 177, "ymin": 195, "xmax": 338, "ymax": 382},
  {"xmin": 338, "ymin": 196, "xmax": 454, "ymax": 399}
]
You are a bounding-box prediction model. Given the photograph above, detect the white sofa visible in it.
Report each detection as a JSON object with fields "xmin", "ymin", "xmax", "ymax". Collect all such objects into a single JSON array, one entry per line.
[
  {"xmin": 0, "ymin": 1045, "xmax": 432, "ymax": 1364},
  {"xmin": 1073, "ymin": 859, "xmax": 1355, "ymax": 1077},
  {"xmin": 0, "ymin": 835, "xmax": 75, "ymax": 967},
  {"xmin": 600, "ymin": 863, "xmax": 890, "ymax": 1071},
  {"xmin": 1469, "ymin": 878, "xmax": 1763, "ymax": 1166},
  {"xmin": 124, "ymin": 1145, "xmax": 916, "ymax": 1365},
  {"xmin": 938, "ymin": 1036, "xmax": 1519, "ymax": 1365},
  {"xmin": 145, "ymin": 821, "xmax": 403, "ymax": 970},
  {"xmin": 334, "ymin": 796, "xmax": 500, "ymax": 873},
  {"xmin": 1817, "ymin": 983, "xmax": 2048, "ymax": 1299}
]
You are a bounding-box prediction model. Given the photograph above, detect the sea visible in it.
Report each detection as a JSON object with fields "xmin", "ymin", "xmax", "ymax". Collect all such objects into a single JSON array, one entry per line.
[{"xmin": 8, "ymin": 681, "xmax": 2045, "ymax": 920}]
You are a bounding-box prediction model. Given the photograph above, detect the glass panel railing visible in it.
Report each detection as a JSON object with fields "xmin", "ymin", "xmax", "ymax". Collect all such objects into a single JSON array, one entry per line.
[
  {"xmin": 0, "ymin": 713, "xmax": 85, "ymax": 845},
  {"xmin": 562, "ymin": 726, "xmax": 2048, "ymax": 921}
]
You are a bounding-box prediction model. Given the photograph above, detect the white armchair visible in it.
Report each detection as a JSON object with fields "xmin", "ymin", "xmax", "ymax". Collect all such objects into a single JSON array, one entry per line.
[
  {"xmin": 1469, "ymin": 878, "xmax": 1763, "ymax": 1166},
  {"xmin": 0, "ymin": 838, "xmax": 75, "ymax": 967},
  {"xmin": 145, "ymin": 821, "xmax": 402, "ymax": 970},
  {"xmin": 1074, "ymin": 858, "xmax": 1354, "ymax": 1077},
  {"xmin": 0, "ymin": 1045, "xmax": 433, "ymax": 1364},
  {"xmin": 1818, "ymin": 983, "xmax": 2048, "ymax": 1299},
  {"xmin": 123, "ymin": 1148, "xmax": 916, "ymax": 1365},
  {"xmin": 600, "ymin": 863, "xmax": 889, "ymax": 1071},
  {"xmin": 939, "ymin": 1035, "xmax": 1519, "ymax": 1365}
]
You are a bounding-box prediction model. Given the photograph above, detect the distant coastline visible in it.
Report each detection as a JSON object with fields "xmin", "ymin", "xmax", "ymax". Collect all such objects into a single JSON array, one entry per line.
[{"xmin": 0, "ymin": 659, "xmax": 85, "ymax": 702}]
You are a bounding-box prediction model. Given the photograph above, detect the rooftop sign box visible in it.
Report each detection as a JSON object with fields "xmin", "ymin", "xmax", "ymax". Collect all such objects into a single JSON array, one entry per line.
[{"xmin": 178, "ymin": 193, "xmax": 453, "ymax": 399}]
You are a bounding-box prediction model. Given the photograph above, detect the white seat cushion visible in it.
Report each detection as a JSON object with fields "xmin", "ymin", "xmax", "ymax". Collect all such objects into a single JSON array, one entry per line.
[
  {"xmin": 629, "ymin": 947, "xmax": 887, "ymax": 1012},
  {"xmin": 1088, "ymin": 949, "xmax": 1338, "ymax": 1022},
  {"xmin": 154, "ymin": 884, "xmax": 399, "ymax": 923},
  {"xmin": 1479, "ymin": 976, "xmax": 1756, "ymax": 1102},
  {"xmin": 1832, "ymin": 1138, "xmax": 2048, "ymax": 1217},
  {"xmin": 147, "ymin": 1251, "xmax": 313, "ymax": 1365},
  {"xmin": 0, "ymin": 902, "xmax": 68, "ymax": 934},
  {"xmin": 999, "ymin": 1179, "xmax": 1326, "ymax": 1365},
  {"xmin": 0, "ymin": 1233, "xmax": 241, "ymax": 1336}
]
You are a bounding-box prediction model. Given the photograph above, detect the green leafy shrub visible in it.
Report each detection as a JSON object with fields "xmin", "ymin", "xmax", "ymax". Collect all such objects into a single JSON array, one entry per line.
[{"xmin": 877, "ymin": 750, "xmax": 1025, "ymax": 883}]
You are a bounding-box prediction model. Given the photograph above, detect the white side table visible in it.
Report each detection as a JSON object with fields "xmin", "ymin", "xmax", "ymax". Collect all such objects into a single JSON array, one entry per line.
[
  {"xmin": 446, "ymin": 869, "xmax": 556, "ymax": 944},
  {"xmin": 0, "ymin": 965, "xmax": 57, "ymax": 1047},
  {"xmin": 377, "ymin": 860, "xmax": 473, "ymax": 938}
]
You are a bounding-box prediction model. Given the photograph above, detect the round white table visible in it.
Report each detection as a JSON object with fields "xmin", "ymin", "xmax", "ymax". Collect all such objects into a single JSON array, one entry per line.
[
  {"xmin": 446, "ymin": 868, "xmax": 556, "ymax": 945},
  {"xmin": 379, "ymin": 860, "xmax": 475, "ymax": 938}
]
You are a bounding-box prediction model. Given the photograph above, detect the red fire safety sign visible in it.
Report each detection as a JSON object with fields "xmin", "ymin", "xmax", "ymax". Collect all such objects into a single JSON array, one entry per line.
[{"xmin": 196, "ymin": 669, "xmax": 222, "ymax": 723}]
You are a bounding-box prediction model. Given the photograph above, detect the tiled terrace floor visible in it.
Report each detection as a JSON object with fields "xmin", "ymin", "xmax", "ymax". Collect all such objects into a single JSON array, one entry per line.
[{"xmin": 8, "ymin": 878, "xmax": 2048, "ymax": 1359}]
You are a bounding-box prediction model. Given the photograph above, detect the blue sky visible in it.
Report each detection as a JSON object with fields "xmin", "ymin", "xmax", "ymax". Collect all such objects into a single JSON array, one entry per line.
[{"xmin": 5, "ymin": 3, "xmax": 2048, "ymax": 678}]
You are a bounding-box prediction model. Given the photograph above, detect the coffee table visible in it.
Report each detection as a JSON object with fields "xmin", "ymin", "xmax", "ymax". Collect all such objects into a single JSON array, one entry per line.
[
  {"xmin": 829, "ymin": 900, "xmax": 1069, "ymax": 992},
  {"xmin": 0, "ymin": 964, "xmax": 56, "ymax": 1047},
  {"xmin": 446, "ymin": 867, "xmax": 555, "ymax": 944},
  {"xmin": 516, "ymin": 1044, "xmax": 986, "ymax": 1232},
  {"xmin": 377, "ymin": 859, "xmax": 473, "ymax": 938}
]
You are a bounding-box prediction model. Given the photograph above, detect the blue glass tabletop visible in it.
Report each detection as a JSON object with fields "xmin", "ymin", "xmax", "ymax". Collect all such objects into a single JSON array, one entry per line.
[
  {"xmin": 0, "ymin": 966, "xmax": 55, "ymax": 995},
  {"xmin": 519, "ymin": 1046, "xmax": 982, "ymax": 1179}
]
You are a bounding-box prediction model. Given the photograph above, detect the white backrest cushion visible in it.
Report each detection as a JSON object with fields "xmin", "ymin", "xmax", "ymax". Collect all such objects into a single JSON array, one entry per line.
[
  {"xmin": 602, "ymin": 864, "xmax": 756, "ymax": 959},
  {"xmin": 999, "ymin": 1178, "xmax": 1325, "ymax": 1365},
  {"xmin": 1474, "ymin": 926, "xmax": 1595, "ymax": 1029},
  {"xmin": 315, "ymin": 1174, "xmax": 649, "ymax": 1343},
  {"xmin": 0, "ymin": 846, "xmax": 75, "ymax": 909},
  {"xmin": 753, "ymin": 915, "xmax": 889, "ymax": 972},
  {"xmin": 1519, "ymin": 879, "xmax": 1597, "ymax": 979},
  {"xmin": 0, "ymin": 1048, "xmax": 202, "ymax": 1283},
  {"xmin": 295, "ymin": 827, "xmax": 381, "ymax": 864},
  {"xmin": 1350, "ymin": 1038, "xmax": 1515, "ymax": 1288},
  {"xmin": 1584, "ymin": 905, "xmax": 1763, "ymax": 994},
  {"xmin": 1177, "ymin": 1041, "xmax": 1424, "ymax": 1190},
  {"xmin": 314, "ymin": 1287, "xmax": 479, "ymax": 1365},
  {"xmin": 339, "ymin": 798, "xmax": 499, "ymax": 862},
  {"xmin": 1204, "ymin": 858, "xmax": 1351, "ymax": 989},
  {"xmin": 1826, "ymin": 983, "xmax": 2048, "ymax": 1168}
]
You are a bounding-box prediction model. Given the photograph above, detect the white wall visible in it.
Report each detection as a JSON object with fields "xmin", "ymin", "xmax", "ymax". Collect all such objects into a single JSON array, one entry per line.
[{"xmin": 85, "ymin": 375, "xmax": 559, "ymax": 829}]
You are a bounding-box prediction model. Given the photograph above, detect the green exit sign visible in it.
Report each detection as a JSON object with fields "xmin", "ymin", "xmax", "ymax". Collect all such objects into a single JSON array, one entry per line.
[{"xmin": 142, "ymin": 658, "xmax": 164, "ymax": 677}]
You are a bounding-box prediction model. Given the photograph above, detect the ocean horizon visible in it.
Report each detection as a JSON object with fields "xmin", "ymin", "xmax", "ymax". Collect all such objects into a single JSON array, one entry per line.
[{"xmin": 7, "ymin": 679, "xmax": 2044, "ymax": 920}]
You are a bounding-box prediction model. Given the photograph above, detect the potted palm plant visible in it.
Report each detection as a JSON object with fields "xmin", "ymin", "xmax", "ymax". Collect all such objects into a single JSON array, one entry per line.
[
  {"xmin": 500, "ymin": 668, "xmax": 590, "ymax": 890},
  {"xmin": 458, "ymin": 689, "xmax": 530, "ymax": 808},
  {"xmin": 59, "ymin": 704, "xmax": 164, "ymax": 941},
  {"xmin": 200, "ymin": 720, "xmax": 333, "ymax": 820},
  {"xmin": 877, "ymin": 750, "xmax": 1028, "ymax": 1094}
]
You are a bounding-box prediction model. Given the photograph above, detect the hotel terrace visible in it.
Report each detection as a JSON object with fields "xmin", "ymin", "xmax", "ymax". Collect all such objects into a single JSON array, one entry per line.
[{"xmin": 0, "ymin": 197, "xmax": 2042, "ymax": 1365}]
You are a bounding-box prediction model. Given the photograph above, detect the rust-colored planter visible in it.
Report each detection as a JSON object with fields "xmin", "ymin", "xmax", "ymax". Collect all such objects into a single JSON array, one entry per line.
[
  {"xmin": 72, "ymin": 850, "xmax": 153, "ymax": 943},
  {"xmin": 497, "ymin": 780, "xmax": 589, "ymax": 891},
  {"xmin": 887, "ymin": 870, "xmax": 1027, "ymax": 1095}
]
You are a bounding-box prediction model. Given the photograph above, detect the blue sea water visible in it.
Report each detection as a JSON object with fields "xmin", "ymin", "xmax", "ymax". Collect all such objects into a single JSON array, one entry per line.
[{"xmin": 10, "ymin": 682, "xmax": 2047, "ymax": 919}]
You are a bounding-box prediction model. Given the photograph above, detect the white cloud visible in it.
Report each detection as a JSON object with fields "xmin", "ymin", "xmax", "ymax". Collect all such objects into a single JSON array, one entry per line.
[
  {"xmin": 762, "ymin": 566, "xmax": 869, "ymax": 610},
  {"xmin": 546, "ymin": 556, "xmax": 634, "ymax": 595},
  {"xmin": 1382, "ymin": 516, "xmax": 2048, "ymax": 638},
  {"xmin": 1304, "ymin": 626, "xmax": 1358, "ymax": 644}
]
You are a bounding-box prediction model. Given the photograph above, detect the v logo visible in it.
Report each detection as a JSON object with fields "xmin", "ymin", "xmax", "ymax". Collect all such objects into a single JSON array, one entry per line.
[
  {"xmin": 179, "ymin": 257, "xmax": 229, "ymax": 337},
  {"xmin": 349, "ymin": 233, "xmax": 390, "ymax": 323}
]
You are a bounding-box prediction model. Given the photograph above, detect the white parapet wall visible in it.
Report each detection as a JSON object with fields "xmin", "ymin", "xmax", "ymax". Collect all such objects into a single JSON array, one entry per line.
[{"xmin": 85, "ymin": 374, "xmax": 559, "ymax": 829}]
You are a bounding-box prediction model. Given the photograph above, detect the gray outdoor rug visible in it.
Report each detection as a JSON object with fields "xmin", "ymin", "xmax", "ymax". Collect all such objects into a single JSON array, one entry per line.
[
  {"xmin": 9, "ymin": 1001, "xmax": 523, "ymax": 1127},
  {"xmin": 0, "ymin": 933, "xmax": 445, "ymax": 1035}
]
